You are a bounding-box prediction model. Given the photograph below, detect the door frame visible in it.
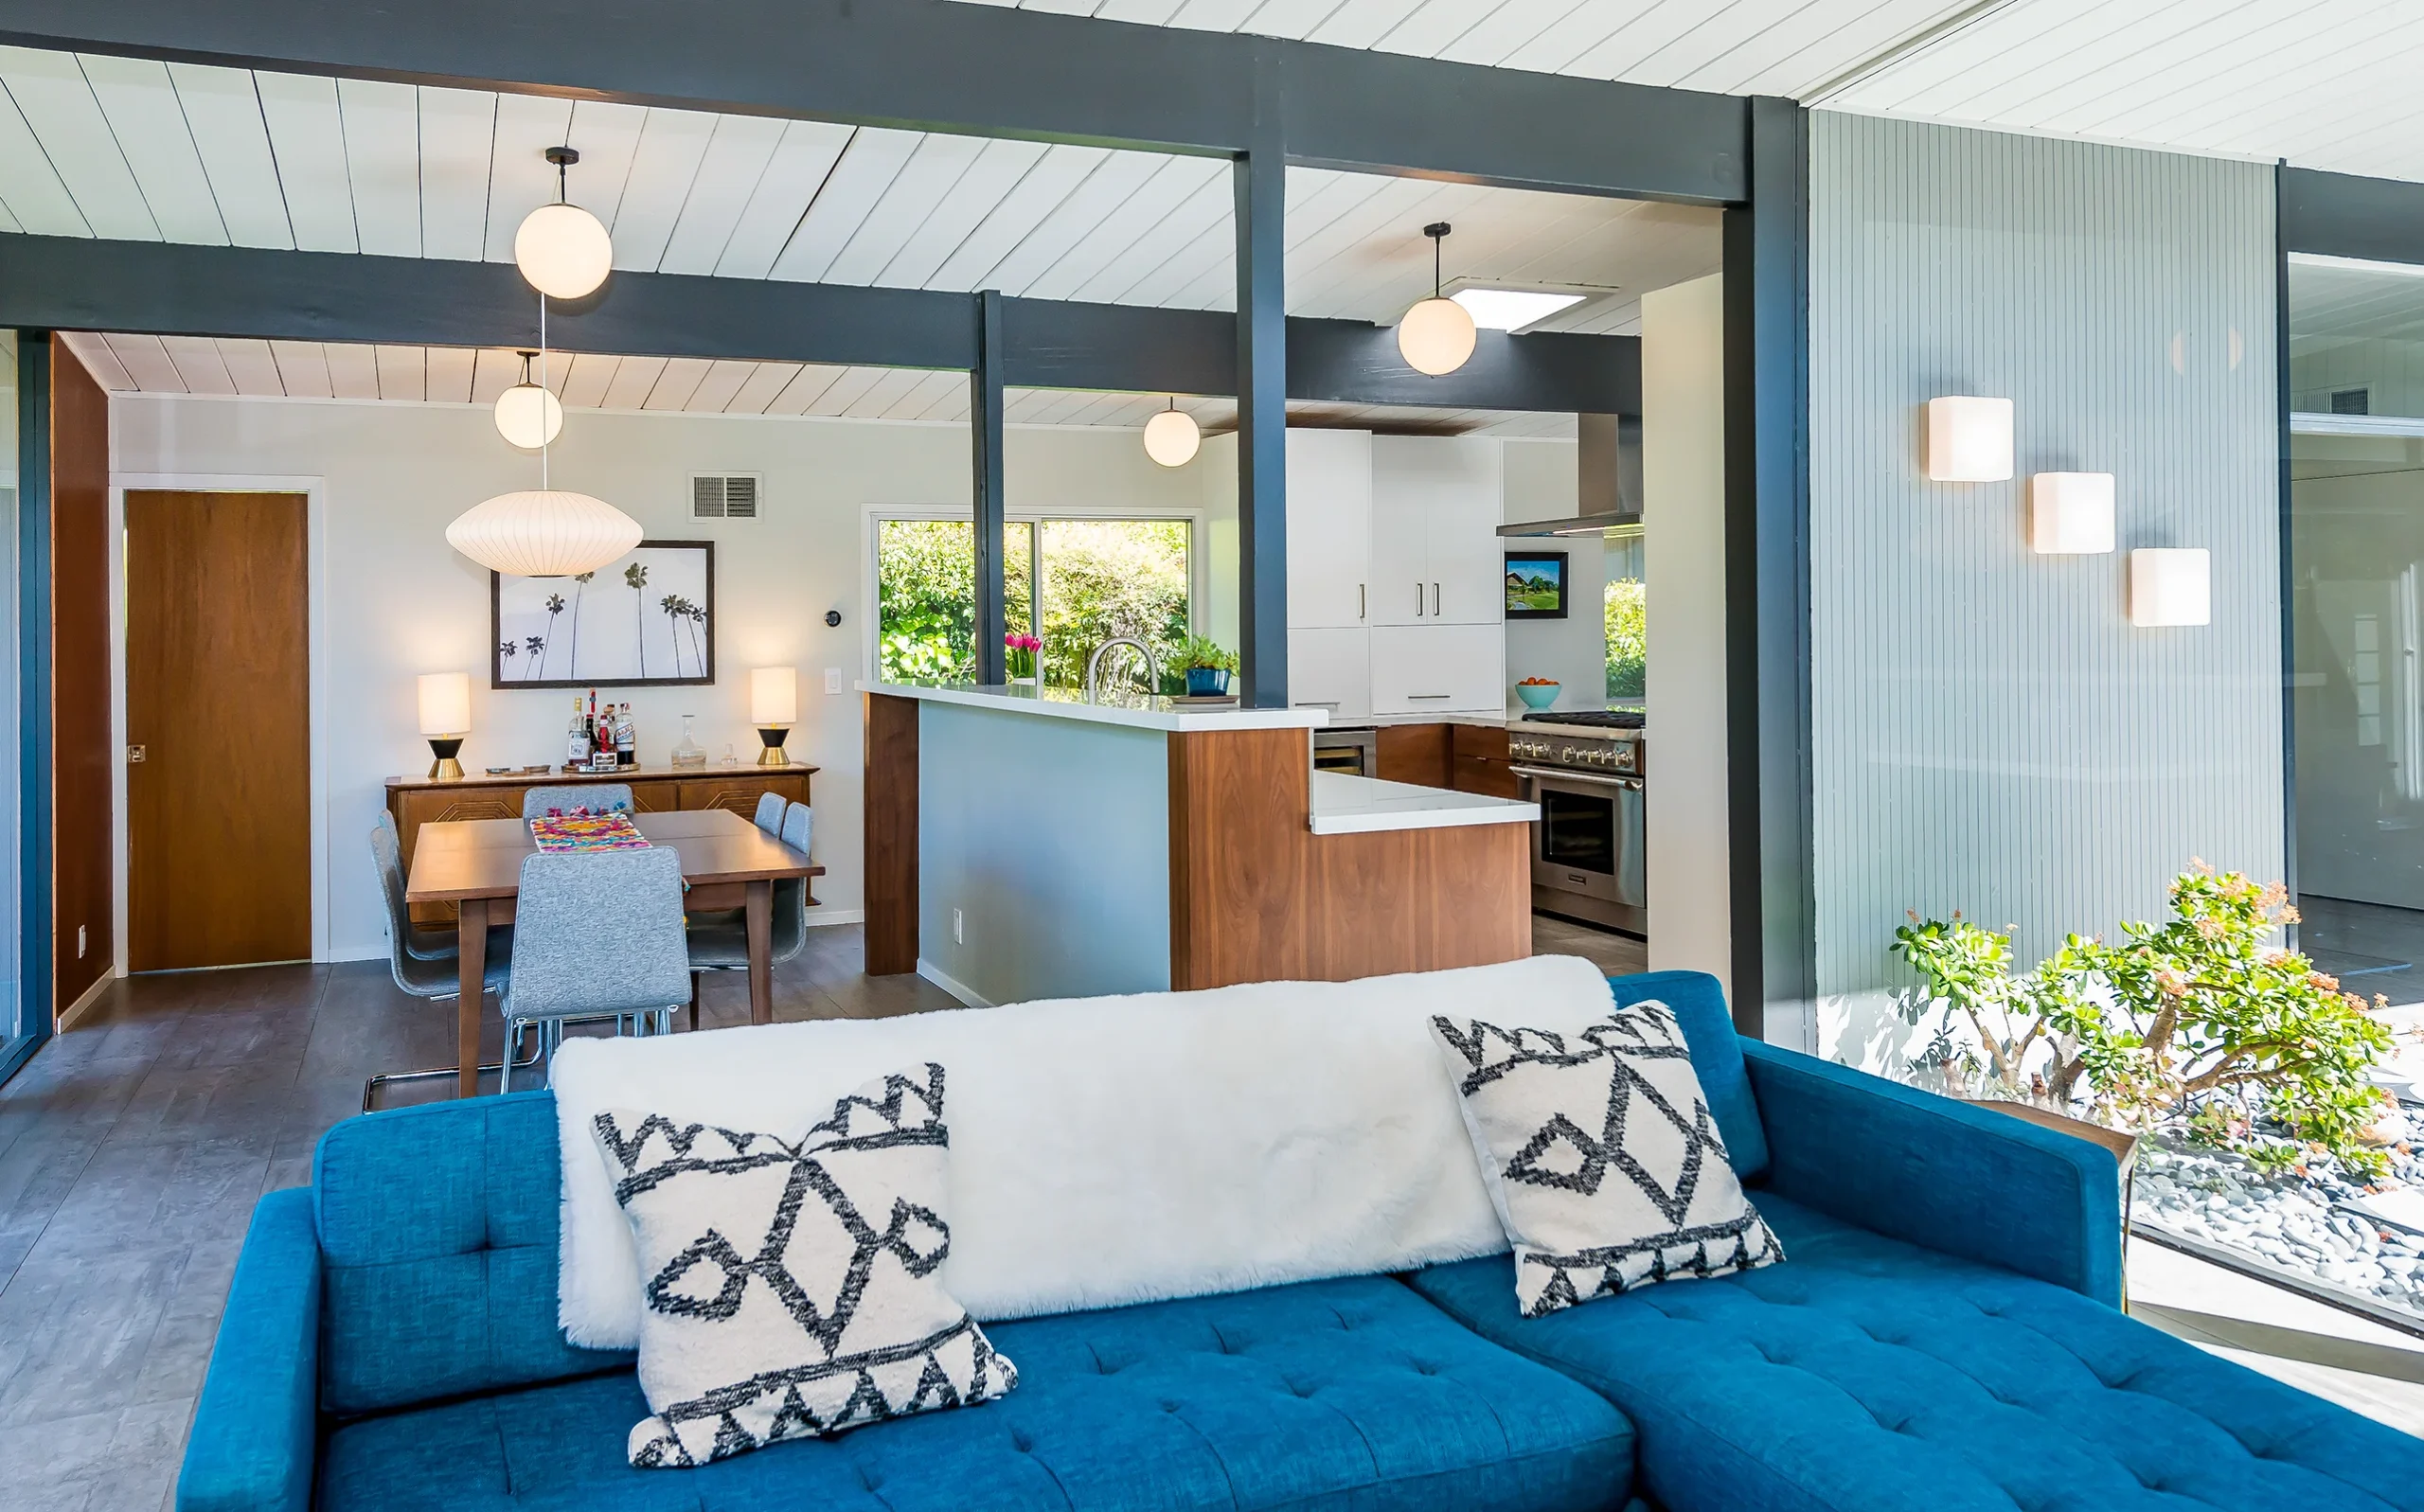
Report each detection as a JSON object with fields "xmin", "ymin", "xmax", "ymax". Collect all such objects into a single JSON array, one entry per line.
[{"xmin": 110, "ymin": 473, "xmax": 331, "ymax": 968}]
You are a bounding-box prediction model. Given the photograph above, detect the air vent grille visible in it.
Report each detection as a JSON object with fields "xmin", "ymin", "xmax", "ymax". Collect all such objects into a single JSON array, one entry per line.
[
  {"xmin": 690, "ymin": 473, "xmax": 760, "ymax": 520},
  {"xmin": 2331, "ymin": 387, "xmax": 2371, "ymax": 417}
]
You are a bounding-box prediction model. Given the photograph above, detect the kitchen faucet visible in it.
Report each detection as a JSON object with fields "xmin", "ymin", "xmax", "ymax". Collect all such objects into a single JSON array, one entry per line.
[{"xmin": 1084, "ymin": 637, "xmax": 1162, "ymax": 704}]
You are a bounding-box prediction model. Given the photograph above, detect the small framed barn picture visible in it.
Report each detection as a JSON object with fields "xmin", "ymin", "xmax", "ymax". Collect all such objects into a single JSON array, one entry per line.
[
  {"xmin": 1505, "ymin": 551, "xmax": 1570, "ymax": 620},
  {"xmin": 491, "ymin": 540, "xmax": 716, "ymax": 688}
]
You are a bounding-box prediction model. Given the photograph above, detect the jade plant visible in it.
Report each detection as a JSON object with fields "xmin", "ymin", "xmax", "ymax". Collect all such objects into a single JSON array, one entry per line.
[
  {"xmin": 1893, "ymin": 863, "xmax": 2398, "ymax": 1178},
  {"xmin": 1177, "ymin": 635, "xmax": 1239, "ymax": 673}
]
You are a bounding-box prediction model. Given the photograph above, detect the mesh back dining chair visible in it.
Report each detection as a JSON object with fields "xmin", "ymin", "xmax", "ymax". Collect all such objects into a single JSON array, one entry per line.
[
  {"xmin": 683, "ymin": 800, "xmax": 812, "ymax": 1030},
  {"xmin": 522, "ymin": 783, "xmax": 633, "ymax": 819},
  {"xmin": 752, "ymin": 791, "xmax": 786, "ymax": 833},
  {"xmin": 500, "ymin": 846, "xmax": 692, "ymax": 1092},
  {"xmin": 364, "ymin": 820, "xmax": 528, "ymax": 1111}
]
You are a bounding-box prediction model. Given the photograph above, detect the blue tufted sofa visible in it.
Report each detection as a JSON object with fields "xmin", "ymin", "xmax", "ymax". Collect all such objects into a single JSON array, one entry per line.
[{"xmin": 176, "ymin": 970, "xmax": 2424, "ymax": 1512}]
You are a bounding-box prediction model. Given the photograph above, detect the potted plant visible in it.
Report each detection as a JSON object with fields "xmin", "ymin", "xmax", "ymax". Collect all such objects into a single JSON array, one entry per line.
[
  {"xmin": 1005, "ymin": 631, "xmax": 1042, "ymax": 685},
  {"xmin": 1177, "ymin": 635, "xmax": 1239, "ymax": 697}
]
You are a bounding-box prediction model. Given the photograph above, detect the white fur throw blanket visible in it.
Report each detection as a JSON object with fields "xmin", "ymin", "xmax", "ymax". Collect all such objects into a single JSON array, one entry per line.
[{"xmin": 551, "ymin": 954, "xmax": 1617, "ymax": 1348}]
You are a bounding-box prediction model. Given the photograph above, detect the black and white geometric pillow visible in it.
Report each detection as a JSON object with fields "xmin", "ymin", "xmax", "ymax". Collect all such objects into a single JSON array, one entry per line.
[
  {"xmin": 591, "ymin": 1064, "xmax": 1017, "ymax": 1468},
  {"xmin": 1431, "ymin": 1003, "xmax": 1783, "ymax": 1318}
]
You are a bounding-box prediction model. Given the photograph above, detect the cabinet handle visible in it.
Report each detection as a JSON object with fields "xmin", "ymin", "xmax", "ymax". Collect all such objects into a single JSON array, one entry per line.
[
  {"xmin": 1416, "ymin": 582, "xmax": 1425, "ymax": 617},
  {"xmin": 1432, "ymin": 581, "xmax": 1441, "ymax": 616},
  {"xmin": 1409, "ymin": 693, "xmax": 1453, "ymax": 701},
  {"xmin": 1359, "ymin": 583, "xmax": 1365, "ymax": 620}
]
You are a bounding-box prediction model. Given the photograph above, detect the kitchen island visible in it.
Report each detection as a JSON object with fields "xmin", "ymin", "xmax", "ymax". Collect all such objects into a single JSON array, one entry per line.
[{"xmin": 861, "ymin": 681, "xmax": 1539, "ymax": 1005}]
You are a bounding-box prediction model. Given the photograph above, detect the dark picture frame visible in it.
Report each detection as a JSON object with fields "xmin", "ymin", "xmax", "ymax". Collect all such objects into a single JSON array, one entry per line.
[
  {"xmin": 1505, "ymin": 550, "xmax": 1570, "ymax": 619},
  {"xmin": 490, "ymin": 539, "xmax": 717, "ymax": 688}
]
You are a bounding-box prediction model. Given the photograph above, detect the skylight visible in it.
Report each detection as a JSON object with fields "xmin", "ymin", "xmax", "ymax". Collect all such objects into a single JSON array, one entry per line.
[{"xmin": 1450, "ymin": 288, "xmax": 1589, "ymax": 332}]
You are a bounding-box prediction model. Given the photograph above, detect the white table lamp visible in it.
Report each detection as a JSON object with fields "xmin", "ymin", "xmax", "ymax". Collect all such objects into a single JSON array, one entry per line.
[
  {"xmin": 418, "ymin": 671, "xmax": 472, "ymax": 779},
  {"xmin": 751, "ymin": 666, "xmax": 798, "ymax": 766}
]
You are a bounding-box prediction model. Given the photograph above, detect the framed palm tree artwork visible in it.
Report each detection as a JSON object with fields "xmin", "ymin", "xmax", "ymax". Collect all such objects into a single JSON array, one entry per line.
[{"xmin": 490, "ymin": 539, "xmax": 716, "ymax": 688}]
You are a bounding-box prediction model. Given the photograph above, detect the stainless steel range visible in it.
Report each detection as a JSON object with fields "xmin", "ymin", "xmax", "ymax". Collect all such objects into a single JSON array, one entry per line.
[{"xmin": 1508, "ymin": 712, "xmax": 1645, "ymax": 935}]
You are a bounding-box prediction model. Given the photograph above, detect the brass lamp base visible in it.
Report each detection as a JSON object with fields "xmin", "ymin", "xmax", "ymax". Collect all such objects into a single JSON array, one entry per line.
[
  {"xmin": 756, "ymin": 726, "xmax": 792, "ymax": 766},
  {"xmin": 426, "ymin": 737, "xmax": 466, "ymax": 781}
]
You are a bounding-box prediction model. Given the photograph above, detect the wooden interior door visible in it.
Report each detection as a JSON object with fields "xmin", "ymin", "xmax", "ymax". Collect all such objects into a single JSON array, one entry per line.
[{"xmin": 126, "ymin": 490, "xmax": 311, "ymax": 970}]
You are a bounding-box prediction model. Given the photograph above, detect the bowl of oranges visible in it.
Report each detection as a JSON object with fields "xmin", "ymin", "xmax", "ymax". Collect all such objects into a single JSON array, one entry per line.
[{"xmin": 1514, "ymin": 677, "xmax": 1561, "ymax": 711}]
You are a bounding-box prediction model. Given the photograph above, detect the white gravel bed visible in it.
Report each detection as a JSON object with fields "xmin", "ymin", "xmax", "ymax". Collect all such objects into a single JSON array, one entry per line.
[{"xmin": 2136, "ymin": 1140, "xmax": 2424, "ymax": 1313}]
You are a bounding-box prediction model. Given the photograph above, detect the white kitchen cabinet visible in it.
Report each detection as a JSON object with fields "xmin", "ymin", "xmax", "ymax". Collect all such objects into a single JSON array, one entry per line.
[
  {"xmin": 1288, "ymin": 627, "xmax": 1372, "ymax": 720},
  {"xmin": 1370, "ymin": 436, "xmax": 1504, "ymax": 627},
  {"xmin": 1285, "ymin": 430, "xmax": 1373, "ymax": 630},
  {"xmin": 1368, "ymin": 624, "xmax": 1506, "ymax": 715}
]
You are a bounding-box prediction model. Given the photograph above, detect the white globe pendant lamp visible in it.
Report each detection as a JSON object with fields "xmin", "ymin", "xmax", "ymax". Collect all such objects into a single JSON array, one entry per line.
[
  {"xmin": 494, "ymin": 349, "xmax": 564, "ymax": 450},
  {"xmin": 1142, "ymin": 400, "xmax": 1202, "ymax": 467},
  {"xmin": 1397, "ymin": 221, "xmax": 1476, "ymax": 377},
  {"xmin": 514, "ymin": 147, "xmax": 613, "ymax": 300}
]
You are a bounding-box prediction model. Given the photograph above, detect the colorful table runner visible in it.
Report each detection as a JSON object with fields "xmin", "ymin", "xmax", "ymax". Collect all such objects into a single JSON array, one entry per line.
[{"xmin": 528, "ymin": 809, "xmax": 651, "ymax": 852}]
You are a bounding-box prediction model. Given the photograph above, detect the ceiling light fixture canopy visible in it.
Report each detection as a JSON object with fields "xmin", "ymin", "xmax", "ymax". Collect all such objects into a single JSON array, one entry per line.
[
  {"xmin": 514, "ymin": 146, "xmax": 613, "ymax": 300},
  {"xmin": 1143, "ymin": 400, "xmax": 1202, "ymax": 467},
  {"xmin": 1398, "ymin": 222, "xmax": 1477, "ymax": 377},
  {"xmin": 494, "ymin": 349, "xmax": 565, "ymax": 450}
]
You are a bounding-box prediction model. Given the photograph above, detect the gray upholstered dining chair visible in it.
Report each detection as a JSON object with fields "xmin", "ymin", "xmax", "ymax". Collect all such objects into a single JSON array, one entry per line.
[
  {"xmin": 522, "ymin": 783, "xmax": 633, "ymax": 819},
  {"xmin": 683, "ymin": 799, "xmax": 812, "ymax": 1030},
  {"xmin": 499, "ymin": 846, "xmax": 692, "ymax": 1092},
  {"xmin": 752, "ymin": 791, "xmax": 786, "ymax": 833},
  {"xmin": 365, "ymin": 818, "xmax": 527, "ymax": 1111}
]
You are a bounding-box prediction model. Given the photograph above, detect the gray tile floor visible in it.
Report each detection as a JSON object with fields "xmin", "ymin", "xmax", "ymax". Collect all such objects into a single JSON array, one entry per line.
[
  {"xmin": 1532, "ymin": 912, "xmax": 1649, "ymax": 977},
  {"xmin": 0, "ymin": 928, "xmax": 955, "ymax": 1512}
]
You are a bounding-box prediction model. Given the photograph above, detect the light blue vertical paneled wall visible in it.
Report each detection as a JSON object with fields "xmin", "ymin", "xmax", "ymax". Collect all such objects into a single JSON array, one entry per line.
[{"xmin": 1809, "ymin": 113, "xmax": 2281, "ymax": 1064}]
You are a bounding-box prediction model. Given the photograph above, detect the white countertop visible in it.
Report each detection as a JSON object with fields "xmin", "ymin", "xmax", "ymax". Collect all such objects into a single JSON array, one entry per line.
[
  {"xmin": 860, "ymin": 680, "xmax": 1329, "ymax": 733},
  {"xmin": 1309, "ymin": 771, "xmax": 1539, "ymax": 836}
]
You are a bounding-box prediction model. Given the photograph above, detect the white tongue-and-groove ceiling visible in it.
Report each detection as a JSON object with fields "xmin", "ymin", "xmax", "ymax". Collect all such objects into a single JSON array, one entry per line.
[
  {"xmin": 59, "ymin": 332, "xmax": 1581, "ymax": 437},
  {"xmin": 0, "ymin": 44, "xmax": 1709, "ymax": 335},
  {"xmin": 962, "ymin": 0, "xmax": 2424, "ymax": 183}
]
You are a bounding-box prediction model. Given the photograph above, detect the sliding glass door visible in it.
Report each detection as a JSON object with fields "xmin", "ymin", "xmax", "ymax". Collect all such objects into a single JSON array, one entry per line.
[{"xmin": 0, "ymin": 332, "xmax": 31, "ymax": 1085}]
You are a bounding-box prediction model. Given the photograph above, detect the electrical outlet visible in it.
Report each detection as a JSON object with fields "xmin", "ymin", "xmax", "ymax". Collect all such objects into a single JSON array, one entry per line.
[
  {"xmin": 825, "ymin": 667, "xmax": 843, "ymax": 695},
  {"xmin": 77, "ymin": 925, "xmax": 85, "ymax": 959},
  {"xmin": 953, "ymin": 909, "xmax": 964, "ymax": 946}
]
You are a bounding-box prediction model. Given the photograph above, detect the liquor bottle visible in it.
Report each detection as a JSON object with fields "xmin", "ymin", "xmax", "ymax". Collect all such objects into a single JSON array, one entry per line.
[
  {"xmin": 616, "ymin": 703, "xmax": 636, "ymax": 767},
  {"xmin": 566, "ymin": 697, "xmax": 591, "ymax": 768}
]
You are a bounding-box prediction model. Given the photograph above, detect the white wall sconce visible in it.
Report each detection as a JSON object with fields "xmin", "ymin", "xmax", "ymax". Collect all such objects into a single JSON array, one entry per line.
[
  {"xmin": 2129, "ymin": 548, "xmax": 2211, "ymax": 627},
  {"xmin": 2028, "ymin": 471, "xmax": 2115, "ymax": 554},
  {"xmin": 1925, "ymin": 396, "xmax": 2014, "ymax": 482}
]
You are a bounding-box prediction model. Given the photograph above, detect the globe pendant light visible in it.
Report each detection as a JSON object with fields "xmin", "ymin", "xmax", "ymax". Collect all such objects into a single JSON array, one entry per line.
[
  {"xmin": 449, "ymin": 314, "xmax": 639, "ymax": 578},
  {"xmin": 494, "ymin": 349, "xmax": 564, "ymax": 450},
  {"xmin": 1397, "ymin": 221, "xmax": 1476, "ymax": 377},
  {"xmin": 514, "ymin": 147, "xmax": 613, "ymax": 300},
  {"xmin": 1142, "ymin": 400, "xmax": 1201, "ymax": 467}
]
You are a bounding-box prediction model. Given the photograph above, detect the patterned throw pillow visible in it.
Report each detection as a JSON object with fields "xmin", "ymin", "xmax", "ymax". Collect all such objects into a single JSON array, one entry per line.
[
  {"xmin": 591, "ymin": 1064, "xmax": 1017, "ymax": 1468},
  {"xmin": 1431, "ymin": 1003, "xmax": 1783, "ymax": 1317}
]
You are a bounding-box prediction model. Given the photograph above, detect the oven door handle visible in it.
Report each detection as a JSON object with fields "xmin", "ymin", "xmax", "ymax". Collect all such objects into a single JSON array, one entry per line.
[{"xmin": 1510, "ymin": 765, "xmax": 1638, "ymax": 789}]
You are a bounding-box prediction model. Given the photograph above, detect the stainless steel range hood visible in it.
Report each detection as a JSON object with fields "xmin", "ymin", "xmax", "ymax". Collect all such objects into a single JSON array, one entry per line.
[{"xmin": 1498, "ymin": 413, "xmax": 1640, "ymax": 538}]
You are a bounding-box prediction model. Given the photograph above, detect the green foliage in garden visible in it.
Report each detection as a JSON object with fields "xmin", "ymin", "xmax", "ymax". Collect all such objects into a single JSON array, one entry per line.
[
  {"xmin": 1894, "ymin": 864, "xmax": 2398, "ymax": 1177},
  {"xmin": 876, "ymin": 518, "xmax": 1188, "ymax": 694},
  {"xmin": 1604, "ymin": 578, "xmax": 1645, "ymax": 700}
]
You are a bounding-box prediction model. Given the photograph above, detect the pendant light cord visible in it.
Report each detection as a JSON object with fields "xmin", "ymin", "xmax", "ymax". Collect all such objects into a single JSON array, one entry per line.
[
  {"xmin": 1434, "ymin": 232, "xmax": 1442, "ymax": 297},
  {"xmin": 539, "ymin": 294, "xmax": 550, "ymax": 491}
]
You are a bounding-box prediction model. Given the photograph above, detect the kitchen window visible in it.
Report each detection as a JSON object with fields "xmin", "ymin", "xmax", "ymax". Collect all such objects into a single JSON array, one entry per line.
[{"xmin": 872, "ymin": 514, "xmax": 1191, "ymax": 691}]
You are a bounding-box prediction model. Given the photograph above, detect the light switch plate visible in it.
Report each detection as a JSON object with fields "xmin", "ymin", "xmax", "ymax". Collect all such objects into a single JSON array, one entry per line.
[{"xmin": 824, "ymin": 667, "xmax": 843, "ymax": 695}]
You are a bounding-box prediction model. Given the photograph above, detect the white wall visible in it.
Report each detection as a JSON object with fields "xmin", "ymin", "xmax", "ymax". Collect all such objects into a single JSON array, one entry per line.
[
  {"xmin": 1499, "ymin": 438, "xmax": 1604, "ymax": 708},
  {"xmin": 110, "ymin": 394, "xmax": 1203, "ymax": 960},
  {"xmin": 1641, "ymin": 275, "xmax": 1734, "ymax": 1002}
]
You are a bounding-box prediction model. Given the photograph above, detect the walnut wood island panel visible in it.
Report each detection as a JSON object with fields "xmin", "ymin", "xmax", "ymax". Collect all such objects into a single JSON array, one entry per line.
[{"xmin": 861, "ymin": 684, "xmax": 1537, "ymax": 1001}]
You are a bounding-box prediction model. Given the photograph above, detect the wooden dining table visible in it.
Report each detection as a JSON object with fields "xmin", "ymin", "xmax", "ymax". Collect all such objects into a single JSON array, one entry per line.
[{"xmin": 404, "ymin": 808, "xmax": 824, "ymax": 1097}]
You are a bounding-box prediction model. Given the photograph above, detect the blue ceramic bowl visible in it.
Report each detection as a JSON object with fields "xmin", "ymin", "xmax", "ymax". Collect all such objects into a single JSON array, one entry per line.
[{"xmin": 1514, "ymin": 682, "xmax": 1561, "ymax": 710}]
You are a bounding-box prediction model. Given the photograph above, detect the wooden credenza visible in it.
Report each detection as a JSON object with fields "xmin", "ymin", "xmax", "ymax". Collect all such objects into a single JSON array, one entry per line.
[{"xmin": 384, "ymin": 764, "xmax": 816, "ymax": 925}]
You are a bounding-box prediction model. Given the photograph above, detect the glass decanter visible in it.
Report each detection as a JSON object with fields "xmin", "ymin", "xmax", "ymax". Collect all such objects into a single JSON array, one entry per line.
[{"xmin": 670, "ymin": 714, "xmax": 707, "ymax": 769}]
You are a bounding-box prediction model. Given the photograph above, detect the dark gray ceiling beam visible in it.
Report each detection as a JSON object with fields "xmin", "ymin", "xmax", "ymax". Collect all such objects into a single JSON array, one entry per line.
[
  {"xmin": 0, "ymin": 0, "xmax": 1746, "ymax": 203},
  {"xmin": 0, "ymin": 232, "xmax": 1637, "ymax": 413},
  {"xmin": 2279, "ymin": 166, "xmax": 2424, "ymax": 260}
]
